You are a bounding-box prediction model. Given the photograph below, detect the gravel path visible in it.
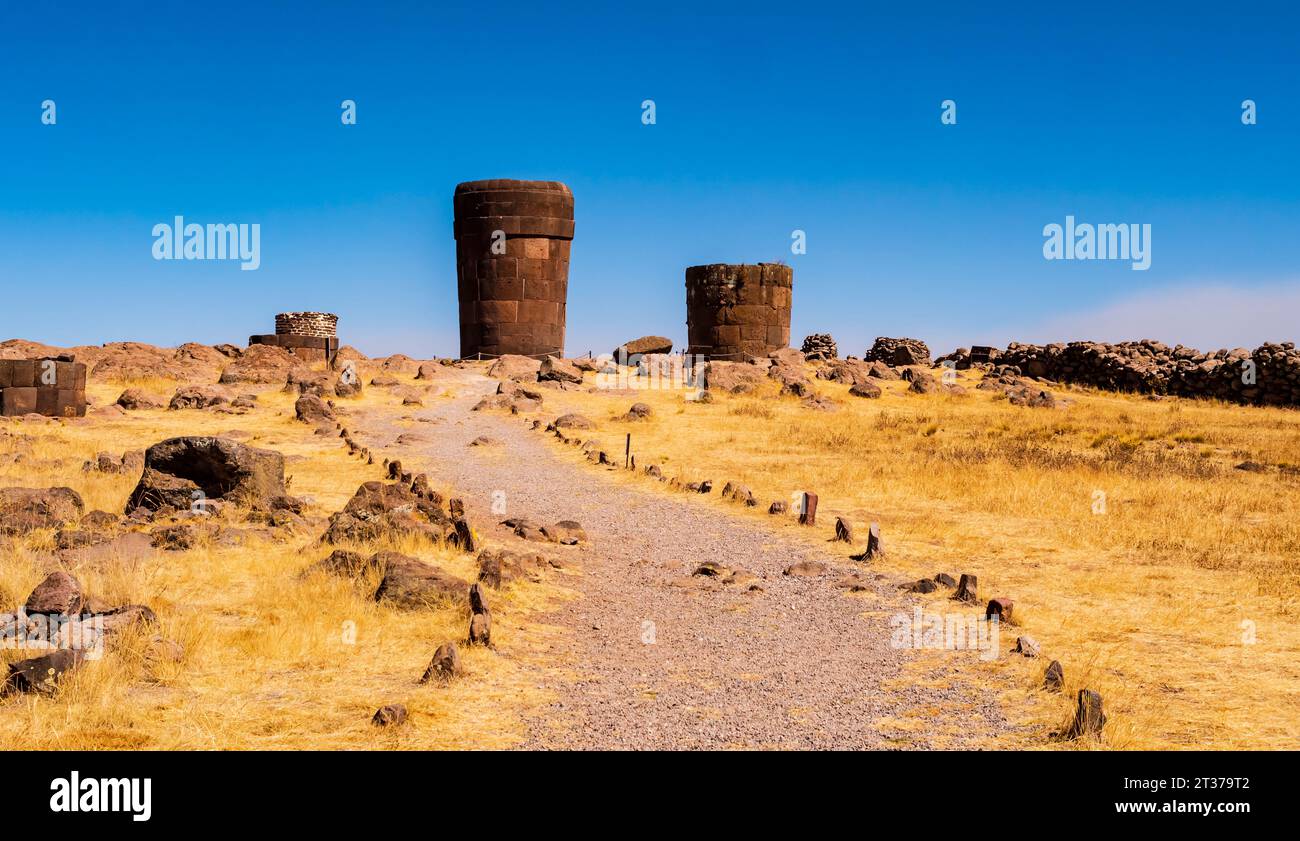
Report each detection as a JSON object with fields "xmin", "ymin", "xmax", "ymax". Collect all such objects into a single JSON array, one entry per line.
[{"xmin": 352, "ymin": 370, "xmax": 1025, "ymax": 750}]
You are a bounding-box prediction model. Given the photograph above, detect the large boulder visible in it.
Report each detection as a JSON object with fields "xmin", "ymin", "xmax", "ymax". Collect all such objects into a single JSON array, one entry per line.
[
  {"xmin": 614, "ymin": 336, "xmax": 673, "ymax": 362},
  {"xmin": 294, "ymin": 395, "xmax": 334, "ymax": 424},
  {"xmin": 0, "ymin": 487, "xmax": 84, "ymax": 535},
  {"xmin": 219, "ymin": 344, "xmax": 305, "ymax": 385},
  {"xmin": 24, "ymin": 571, "xmax": 85, "ymax": 615},
  {"xmin": 168, "ymin": 385, "xmax": 230, "ymax": 410},
  {"xmin": 126, "ymin": 437, "xmax": 286, "ymax": 513},
  {"xmin": 321, "ymin": 482, "xmax": 451, "ymax": 545},
  {"xmin": 704, "ymin": 361, "xmax": 765, "ymax": 393},
  {"xmin": 538, "ymin": 357, "xmax": 583, "ymax": 384},
  {"xmin": 374, "ymin": 553, "xmax": 468, "ymax": 609},
  {"xmin": 2, "ymin": 649, "xmax": 86, "ymax": 696},
  {"xmin": 487, "ymin": 354, "xmax": 542, "ymax": 382}
]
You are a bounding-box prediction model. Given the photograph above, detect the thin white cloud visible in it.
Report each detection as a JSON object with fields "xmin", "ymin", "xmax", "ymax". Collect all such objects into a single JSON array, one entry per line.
[{"xmin": 1012, "ymin": 280, "xmax": 1300, "ymax": 351}]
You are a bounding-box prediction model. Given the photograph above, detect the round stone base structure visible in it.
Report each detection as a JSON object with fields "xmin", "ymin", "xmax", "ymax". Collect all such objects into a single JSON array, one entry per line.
[
  {"xmin": 685, "ymin": 263, "xmax": 793, "ymax": 360},
  {"xmin": 454, "ymin": 179, "xmax": 573, "ymax": 359},
  {"xmin": 249, "ymin": 311, "xmax": 340, "ymax": 365}
]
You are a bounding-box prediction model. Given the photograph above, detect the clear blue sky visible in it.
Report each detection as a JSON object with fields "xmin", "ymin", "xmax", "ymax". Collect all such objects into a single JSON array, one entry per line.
[{"xmin": 1, "ymin": 1, "xmax": 1296, "ymax": 357}]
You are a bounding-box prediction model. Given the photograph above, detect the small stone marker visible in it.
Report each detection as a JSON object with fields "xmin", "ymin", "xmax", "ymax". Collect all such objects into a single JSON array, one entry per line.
[
  {"xmin": 1065, "ymin": 689, "xmax": 1106, "ymax": 739},
  {"xmin": 986, "ymin": 598, "xmax": 1014, "ymax": 623},
  {"xmin": 834, "ymin": 517, "xmax": 853, "ymax": 543},
  {"xmin": 798, "ymin": 492, "xmax": 818, "ymax": 526},
  {"xmin": 1044, "ymin": 660, "xmax": 1064, "ymax": 692},
  {"xmin": 953, "ymin": 573, "xmax": 979, "ymax": 603}
]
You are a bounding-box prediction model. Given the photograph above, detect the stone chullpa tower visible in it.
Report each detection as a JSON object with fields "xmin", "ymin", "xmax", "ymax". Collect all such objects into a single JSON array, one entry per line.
[
  {"xmin": 685, "ymin": 263, "xmax": 792, "ymax": 360},
  {"xmin": 453, "ymin": 179, "xmax": 574, "ymax": 359}
]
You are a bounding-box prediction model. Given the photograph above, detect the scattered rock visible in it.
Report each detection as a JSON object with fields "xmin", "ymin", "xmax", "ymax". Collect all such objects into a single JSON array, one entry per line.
[
  {"xmin": 374, "ymin": 554, "xmax": 468, "ymax": 610},
  {"xmin": 294, "ymin": 395, "xmax": 334, "ymax": 424},
  {"xmin": 420, "ymin": 642, "xmax": 463, "ymax": 683},
  {"xmin": 768, "ymin": 501, "xmax": 788, "ymax": 515},
  {"xmin": 623, "ymin": 402, "xmax": 653, "ymax": 420},
  {"xmin": 24, "ymin": 571, "xmax": 85, "ymax": 615},
  {"xmin": 849, "ymin": 381, "xmax": 882, "ymax": 398},
  {"xmin": 552, "ymin": 413, "xmax": 595, "ymax": 430},
  {"xmin": 3, "ymin": 649, "xmax": 85, "ymax": 696},
  {"xmin": 904, "ymin": 578, "xmax": 938, "ymax": 593},
  {"xmin": 116, "ymin": 389, "xmax": 161, "ymax": 410},
  {"xmin": 127, "ymin": 436, "xmax": 287, "ymax": 513},
  {"xmin": 934, "ymin": 572, "xmax": 957, "ymax": 588},
  {"xmin": 487, "ymin": 354, "xmax": 542, "ymax": 382},
  {"xmin": 834, "ymin": 517, "xmax": 853, "ymax": 543},
  {"xmin": 168, "ymin": 385, "xmax": 231, "ymax": 410},
  {"xmin": 1044, "ymin": 660, "xmax": 1065, "ymax": 692},
  {"xmin": 783, "ymin": 560, "xmax": 827, "ymax": 577},
  {"xmin": 539, "ymin": 357, "xmax": 583, "ymax": 384},
  {"xmin": 371, "ymin": 704, "xmax": 408, "ymax": 727},
  {"xmin": 0, "ymin": 487, "xmax": 84, "ymax": 535},
  {"xmin": 542, "ymin": 520, "xmax": 587, "ymax": 545},
  {"xmin": 1012, "ymin": 636, "xmax": 1041, "ymax": 657},
  {"xmin": 1064, "ymin": 689, "xmax": 1106, "ymax": 739},
  {"xmin": 615, "ymin": 336, "xmax": 673, "ymax": 362},
  {"xmin": 953, "ymin": 573, "xmax": 979, "ymax": 604},
  {"xmin": 986, "ymin": 598, "xmax": 1015, "ymax": 623}
]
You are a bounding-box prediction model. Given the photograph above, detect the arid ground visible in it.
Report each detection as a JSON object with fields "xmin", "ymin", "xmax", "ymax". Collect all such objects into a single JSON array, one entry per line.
[{"xmin": 1, "ymin": 340, "xmax": 1296, "ymax": 750}]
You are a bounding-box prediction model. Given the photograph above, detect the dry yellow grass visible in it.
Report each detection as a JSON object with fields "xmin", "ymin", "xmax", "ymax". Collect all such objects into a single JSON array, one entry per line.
[
  {"xmin": 0, "ymin": 368, "xmax": 566, "ymax": 749},
  {"xmin": 536, "ymin": 366, "xmax": 1300, "ymax": 750}
]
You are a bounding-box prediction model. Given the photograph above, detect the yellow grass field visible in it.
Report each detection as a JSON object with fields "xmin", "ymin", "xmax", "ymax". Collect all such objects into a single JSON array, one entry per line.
[
  {"xmin": 537, "ymin": 366, "xmax": 1300, "ymax": 750},
  {"xmin": 0, "ymin": 369, "xmax": 566, "ymax": 750}
]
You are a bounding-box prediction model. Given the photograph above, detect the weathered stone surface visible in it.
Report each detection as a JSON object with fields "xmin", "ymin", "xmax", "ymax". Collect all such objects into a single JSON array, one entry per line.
[
  {"xmin": 551, "ymin": 413, "xmax": 594, "ymax": 430},
  {"xmin": 538, "ymin": 357, "xmax": 583, "ymax": 384},
  {"xmin": 219, "ymin": 343, "xmax": 304, "ymax": 385},
  {"xmin": 486, "ymin": 354, "xmax": 544, "ymax": 382},
  {"xmin": 783, "ymin": 560, "xmax": 827, "ymax": 577},
  {"xmin": 865, "ymin": 337, "xmax": 931, "ymax": 367},
  {"xmin": 0, "ymin": 487, "xmax": 84, "ymax": 534},
  {"xmin": 686, "ymin": 263, "xmax": 792, "ymax": 359},
  {"xmin": 615, "ymin": 336, "xmax": 673, "ymax": 361},
  {"xmin": 986, "ymin": 598, "xmax": 1015, "ymax": 623},
  {"xmin": 542, "ymin": 520, "xmax": 586, "ymax": 545},
  {"xmin": 801, "ymin": 333, "xmax": 837, "ymax": 360},
  {"xmin": 848, "ymin": 381, "xmax": 882, "ymax": 399},
  {"xmin": 1012, "ymin": 635, "xmax": 1041, "ymax": 657},
  {"xmin": 116, "ymin": 388, "xmax": 161, "ymax": 410},
  {"xmin": 623, "ymin": 402, "xmax": 653, "ymax": 420},
  {"xmin": 420, "ymin": 642, "xmax": 462, "ymax": 683},
  {"xmin": 168, "ymin": 385, "xmax": 230, "ymax": 410},
  {"xmin": 24, "ymin": 571, "xmax": 85, "ymax": 615},
  {"xmin": 1064, "ymin": 689, "xmax": 1106, "ymax": 739},
  {"xmin": 294, "ymin": 395, "xmax": 334, "ymax": 424},
  {"xmin": 986, "ymin": 339, "xmax": 1300, "ymax": 407},
  {"xmin": 834, "ymin": 517, "xmax": 853, "ymax": 543},
  {"xmin": 953, "ymin": 573, "xmax": 979, "ymax": 604},
  {"xmin": 704, "ymin": 361, "xmax": 766, "ymax": 393},
  {"xmin": 934, "ymin": 572, "xmax": 957, "ymax": 588},
  {"xmin": 127, "ymin": 437, "xmax": 286, "ymax": 513},
  {"xmin": 374, "ymin": 554, "xmax": 468, "ymax": 610},
  {"xmin": 371, "ymin": 704, "xmax": 408, "ymax": 726},
  {"xmin": 1044, "ymin": 659, "xmax": 1065, "ymax": 691},
  {"xmin": 3, "ymin": 648, "xmax": 85, "ymax": 696},
  {"xmin": 456, "ymin": 180, "xmax": 572, "ymax": 359}
]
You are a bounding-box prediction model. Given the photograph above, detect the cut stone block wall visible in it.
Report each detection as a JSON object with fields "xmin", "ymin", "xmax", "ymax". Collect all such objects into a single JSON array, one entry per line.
[
  {"xmin": 0, "ymin": 358, "xmax": 87, "ymax": 417},
  {"xmin": 685, "ymin": 263, "xmax": 792, "ymax": 360}
]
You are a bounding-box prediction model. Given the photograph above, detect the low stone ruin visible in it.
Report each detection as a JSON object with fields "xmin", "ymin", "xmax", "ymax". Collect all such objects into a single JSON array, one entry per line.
[
  {"xmin": 800, "ymin": 333, "xmax": 837, "ymax": 360},
  {"xmin": 864, "ymin": 337, "xmax": 931, "ymax": 367},
  {"xmin": 947, "ymin": 339, "xmax": 1300, "ymax": 407},
  {"xmin": 248, "ymin": 311, "xmax": 340, "ymax": 365},
  {"xmin": 0, "ymin": 358, "xmax": 87, "ymax": 417}
]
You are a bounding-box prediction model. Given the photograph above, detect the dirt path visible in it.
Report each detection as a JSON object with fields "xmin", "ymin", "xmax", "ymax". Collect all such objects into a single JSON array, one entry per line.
[{"xmin": 352, "ymin": 370, "xmax": 1027, "ymax": 750}]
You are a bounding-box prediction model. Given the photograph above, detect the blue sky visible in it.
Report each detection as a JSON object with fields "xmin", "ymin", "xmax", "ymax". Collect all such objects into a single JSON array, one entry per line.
[{"xmin": 1, "ymin": 1, "xmax": 1296, "ymax": 357}]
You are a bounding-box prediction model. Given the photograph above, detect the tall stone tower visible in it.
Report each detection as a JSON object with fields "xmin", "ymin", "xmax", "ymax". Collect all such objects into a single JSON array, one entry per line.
[{"xmin": 453, "ymin": 179, "xmax": 574, "ymax": 359}]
